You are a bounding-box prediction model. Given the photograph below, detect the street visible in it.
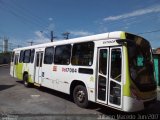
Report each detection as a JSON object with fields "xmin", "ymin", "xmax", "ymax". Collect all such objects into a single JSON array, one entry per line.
[{"xmin": 0, "ymin": 66, "xmax": 160, "ymax": 120}]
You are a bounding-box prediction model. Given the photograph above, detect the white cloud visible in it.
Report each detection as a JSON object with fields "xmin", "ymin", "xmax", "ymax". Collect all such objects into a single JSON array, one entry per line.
[
  {"xmin": 124, "ymin": 26, "xmax": 129, "ymax": 29},
  {"xmin": 35, "ymin": 31, "xmax": 44, "ymax": 38},
  {"xmin": 33, "ymin": 22, "xmax": 55, "ymax": 44},
  {"xmin": 70, "ymin": 30, "xmax": 93, "ymax": 37},
  {"xmin": 47, "ymin": 23, "xmax": 55, "ymax": 30},
  {"xmin": 104, "ymin": 5, "xmax": 160, "ymax": 21},
  {"xmin": 48, "ymin": 17, "xmax": 53, "ymax": 21},
  {"xmin": 33, "ymin": 31, "xmax": 50, "ymax": 44}
]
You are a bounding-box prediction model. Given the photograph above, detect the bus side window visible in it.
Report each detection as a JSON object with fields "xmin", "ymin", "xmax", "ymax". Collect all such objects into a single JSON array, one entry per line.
[
  {"xmin": 40, "ymin": 53, "xmax": 43, "ymax": 67},
  {"xmin": 54, "ymin": 45, "xmax": 71, "ymax": 65},
  {"xmin": 44, "ymin": 47, "xmax": 54, "ymax": 64},
  {"xmin": 23, "ymin": 49, "xmax": 31, "ymax": 63},
  {"xmin": 11, "ymin": 52, "xmax": 15, "ymax": 62},
  {"xmin": 71, "ymin": 42, "xmax": 94, "ymax": 66},
  {"xmin": 36, "ymin": 53, "xmax": 39, "ymax": 67},
  {"xmin": 30, "ymin": 49, "xmax": 35, "ymax": 63},
  {"xmin": 14, "ymin": 55, "xmax": 19, "ymax": 65},
  {"xmin": 19, "ymin": 50, "xmax": 24, "ymax": 63}
]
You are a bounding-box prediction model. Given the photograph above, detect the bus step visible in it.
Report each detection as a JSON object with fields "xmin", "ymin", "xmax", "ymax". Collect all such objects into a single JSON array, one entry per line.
[{"xmin": 34, "ymin": 83, "xmax": 41, "ymax": 87}]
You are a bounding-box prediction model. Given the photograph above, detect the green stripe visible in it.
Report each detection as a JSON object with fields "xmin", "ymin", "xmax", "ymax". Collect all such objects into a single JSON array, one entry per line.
[{"xmin": 120, "ymin": 32, "xmax": 131, "ymax": 97}]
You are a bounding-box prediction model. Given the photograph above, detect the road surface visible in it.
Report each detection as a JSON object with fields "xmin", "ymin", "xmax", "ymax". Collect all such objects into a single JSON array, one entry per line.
[{"xmin": 0, "ymin": 66, "xmax": 160, "ymax": 120}]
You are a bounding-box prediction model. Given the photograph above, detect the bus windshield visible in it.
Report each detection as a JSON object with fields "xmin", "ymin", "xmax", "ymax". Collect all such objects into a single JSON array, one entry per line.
[{"xmin": 127, "ymin": 36, "xmax": 156, "ymax": 91}]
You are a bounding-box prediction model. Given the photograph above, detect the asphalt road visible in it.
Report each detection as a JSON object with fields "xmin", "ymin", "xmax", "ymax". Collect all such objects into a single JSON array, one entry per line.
[{"xmin": 0, "ymin": 66, "xmax": 160, "ymax": 120}]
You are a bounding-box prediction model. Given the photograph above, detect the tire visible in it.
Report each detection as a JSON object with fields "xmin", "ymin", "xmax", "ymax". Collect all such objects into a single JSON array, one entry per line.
[
  {"xmin": 73, "ymin": 85, "xmax": 89, "ymax": 108},
  {"xmin": 23, "ymin": 74, "xmax": 31, "ymax": 87}
]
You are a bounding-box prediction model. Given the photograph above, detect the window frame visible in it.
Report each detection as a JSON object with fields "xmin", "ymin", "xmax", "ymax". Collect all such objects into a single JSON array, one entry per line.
[
  {"xmin": 54, "ymin": 44, "xmax": 72, "ymax": 65},
  {"xmin": 11, "ymin": 52, "xmax": 15, "ymax": 62},
  {"xmin": 30, "ymin": 49, "xmax": 35, "ymax": 63},
  {"xmin": 44, "ymin": 46, "xmax": 54, "ymax": 64},
  {"xmin": 23, "ymin": 49, "xmax": 31, "ymax": 63},
  {"xmin": 19, "ymin": 50, "xmax": 24, "ymax": 63},
  {"xmin": 71, "ymin": 41, "xmax": 94, "ymax": 66},
  {"xmin": 110, "ymin": 47, "xmax": 122, "ymax": 82}
]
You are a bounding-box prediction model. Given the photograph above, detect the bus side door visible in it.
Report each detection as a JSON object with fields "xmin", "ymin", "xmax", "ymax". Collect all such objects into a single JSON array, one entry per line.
[
  {"xmin": 108, "ymin": 47, "xmax": 123, "ymax": 109},
  {"xmin": 10, "ymin": 52, "xmax": 15, "ymax": 76},
  {"xmin": 34, "ymin": 52, "xmax": 43, "ymax": 84},
  {"xmin": 96, "ymin": 47, "xmax": 123, "ymax": 109},
  {"xmin": 13, "ymin": 53, "xmax": 19, "ymax": 78}
]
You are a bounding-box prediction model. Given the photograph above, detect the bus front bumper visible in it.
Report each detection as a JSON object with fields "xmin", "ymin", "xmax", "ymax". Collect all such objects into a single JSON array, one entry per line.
[{"xmin": 123, "ymin": 96, "xmax": 157, "ymax": 112}]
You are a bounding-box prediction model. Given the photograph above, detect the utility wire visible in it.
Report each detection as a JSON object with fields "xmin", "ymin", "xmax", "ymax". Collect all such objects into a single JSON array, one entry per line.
[
  {"xmin": 0, "ymin": 1, "xmax": 51, "ymax": 44},
  {"xmin": 11, "ymin": 0, "xmax": 48, "ymax": 26},
  {"xmin": 0, "ymin": 1, "xmax": 46, "ymax": 29},
  {"xmin": 3, "ymin": 0, "xmax": 47, "ymax": 28},
  {"xmin": 0, "ymin": 0, "xmax": 52, "ymax": 39}
]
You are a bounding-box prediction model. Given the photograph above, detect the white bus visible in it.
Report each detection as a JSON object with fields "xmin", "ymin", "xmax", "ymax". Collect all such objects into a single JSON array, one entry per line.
[{"xmin": 10, "ymin": 31, "xmax": 157, "ymax": 112}]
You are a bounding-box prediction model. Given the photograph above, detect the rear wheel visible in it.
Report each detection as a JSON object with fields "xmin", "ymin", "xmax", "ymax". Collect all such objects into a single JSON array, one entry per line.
[
  {"xmin": 73, "ymin": 85, "xmax": 89, "ymax": 108},
  {"xmin": 23, "ymin": 74, "xmax": 31, "ymax": 87}
]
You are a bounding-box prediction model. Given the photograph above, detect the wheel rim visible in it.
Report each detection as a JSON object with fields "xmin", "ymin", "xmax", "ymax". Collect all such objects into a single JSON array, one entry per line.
[
  {"xmin": 76, "ymin": 90, "xmax": 85, "ymax": 103},
  {"xmin": 24, "ymin": 75, "xmax": 28, "ymax": 86},
  {"xmin": 24, "ymin": 80, "xmax": 28, "ymax": 86}
]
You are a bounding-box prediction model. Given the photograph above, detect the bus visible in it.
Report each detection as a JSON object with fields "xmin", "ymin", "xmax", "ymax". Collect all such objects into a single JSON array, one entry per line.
[{"xmin": 10, "ymin": 31, "xmax": 157, "ymax": 112}]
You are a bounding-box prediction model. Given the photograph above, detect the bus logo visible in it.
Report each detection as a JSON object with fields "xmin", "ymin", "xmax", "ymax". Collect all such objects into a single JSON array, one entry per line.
[{"xmin": 53, "ymin": 66, "xmax": 57, "ymax": 71}]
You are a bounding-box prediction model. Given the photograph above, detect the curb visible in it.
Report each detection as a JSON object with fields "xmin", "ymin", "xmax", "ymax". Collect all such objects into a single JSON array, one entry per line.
[{"xmin": 0, "ymin": 64, "xmax": 9, "ymax": 67}]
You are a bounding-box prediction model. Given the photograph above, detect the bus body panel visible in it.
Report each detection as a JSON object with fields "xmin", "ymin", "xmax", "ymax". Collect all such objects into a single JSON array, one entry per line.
[{"xmin": 123, "ymin": 96, "xmax": 144, "ymax": 112}]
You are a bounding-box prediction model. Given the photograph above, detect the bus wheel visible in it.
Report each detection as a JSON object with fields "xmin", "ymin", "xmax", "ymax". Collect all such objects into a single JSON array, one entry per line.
[
  {"xmin": 73, "ymin": 85, "xmax": 89, "ymax": 108},
  {"xmin": 23, "ymin": 74, "xmax": 31, "ymax": 87}
]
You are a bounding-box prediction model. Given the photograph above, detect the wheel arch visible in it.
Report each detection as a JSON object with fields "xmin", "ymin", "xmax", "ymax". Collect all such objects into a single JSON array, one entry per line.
[
  {"xmin": 23, "ymin": 71, "xmax": 28, "ymax": 78},
  {"xmin": 70, "ymin": 80, "xmax": 87, "ymax": 97}
]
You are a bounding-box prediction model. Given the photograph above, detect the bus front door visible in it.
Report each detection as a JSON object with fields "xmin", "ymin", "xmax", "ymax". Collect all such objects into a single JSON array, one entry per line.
[
  {"xmin": 97, "ymin": 47, "xmax": 122, "ymax": 109},
  {"xmin": 34, "ymin": 52, "xmax": 43, "ymax": 84},
  {"xmin": 13, "ymin": 54, "xmax": 19, "ymax": 77},
  {"xmin": 97, "ymin": 48, "xmax": 109, "ymax": 104}
]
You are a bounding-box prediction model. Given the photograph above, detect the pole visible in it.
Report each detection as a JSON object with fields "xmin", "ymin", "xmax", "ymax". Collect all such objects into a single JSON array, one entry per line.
[{"xmin": 51, "ymin": 31, "xmax": 53, "ymax": 42}]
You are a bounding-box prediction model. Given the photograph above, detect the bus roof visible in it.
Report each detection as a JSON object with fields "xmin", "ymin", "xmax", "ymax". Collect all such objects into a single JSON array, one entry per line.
[{"xmin": 13, "ymin": 31, "xmax": 126, "ymax": 51}]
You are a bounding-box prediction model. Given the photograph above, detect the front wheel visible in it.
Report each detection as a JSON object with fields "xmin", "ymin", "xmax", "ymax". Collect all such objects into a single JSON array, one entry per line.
[{"xmin": 73, "ymin": 85, "xmax": 89, "ymax": 108}]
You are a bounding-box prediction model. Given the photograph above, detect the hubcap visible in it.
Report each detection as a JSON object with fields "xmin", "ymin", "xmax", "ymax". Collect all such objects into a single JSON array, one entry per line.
[
  {"xmin": 77, "ymin": 90, "xmax": 85, "ymax": 102},
  {"xmin": 24, "ymin": 80, "xmax": 28, "ymax": 85},
  {"xmin": 24, "ymin": 76, "xmax": 28, "ymax": 86}
]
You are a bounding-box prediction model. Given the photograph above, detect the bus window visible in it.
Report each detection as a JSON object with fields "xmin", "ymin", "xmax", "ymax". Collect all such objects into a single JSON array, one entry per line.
[
  {"xmin": 14, "ymin": 55, "xmax": 19, "ymax": 65},
  {"xmin": 71, "ymin": 42, "xmax": 94, "ymax": 66},
  {"xmin": 23, "ymin": 50, "xmax": 31, "ymax": 63},
  {"xmin": 99, "ymin": 49, "xmax": 107, "ymax": 75},
  {"xmin": 11, "ymin": 52, "xmax": 14, "ymax": 62},
  {"xmin": 44, "ymin": 47, "xmax": 54, "ymax": 64},
  {"xmin": 40, "ymin": 53, "xmax": 43, "ymax": 67},
  {"xmin": 19, "ymin": 50, "xmax": 24, "ymax": 63},
  {"xmin": 54, "ymin": 45, "xmax": 71, "ymax": 65},
  {"xmin": 36, "ymin": 53, "xmax": 39, "ymax": 67},
  {"xmin": 30, "ymin": 49, "xmax": 35, "ymax": 63},
  {"xmin": 109, "ymin": 81, "xmax": 121, "ymax": 105},
  {"xmin": 110, "ymin": 48, "xmax": 122, "ymax": 82}
]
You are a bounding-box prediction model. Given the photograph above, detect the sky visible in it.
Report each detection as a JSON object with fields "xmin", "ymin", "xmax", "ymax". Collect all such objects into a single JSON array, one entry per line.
[{"xmin": 0, "ymin": 0, "xmax": 160, "ymax": 51}]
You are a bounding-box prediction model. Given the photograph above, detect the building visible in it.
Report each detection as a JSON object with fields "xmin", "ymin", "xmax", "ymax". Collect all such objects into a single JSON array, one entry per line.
[{"xmin": 153, "ymin": 48, "xmax": 160, "ymax": 86}]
